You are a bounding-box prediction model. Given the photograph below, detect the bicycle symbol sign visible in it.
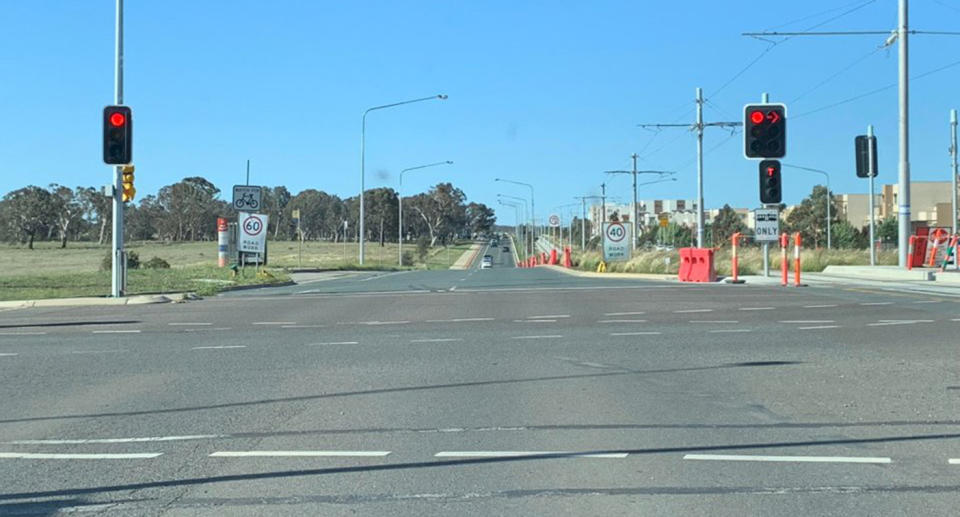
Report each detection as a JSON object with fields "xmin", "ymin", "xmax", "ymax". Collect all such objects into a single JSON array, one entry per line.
[{"xmin": 232, "ymin": 185, "xmax": 262, "ymax": 212}]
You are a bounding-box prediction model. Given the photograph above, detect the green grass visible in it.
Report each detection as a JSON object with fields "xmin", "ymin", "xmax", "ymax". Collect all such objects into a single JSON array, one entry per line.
[{"xmin": 574, "ymin": 247, "xmax": 899, "ymax": 275}]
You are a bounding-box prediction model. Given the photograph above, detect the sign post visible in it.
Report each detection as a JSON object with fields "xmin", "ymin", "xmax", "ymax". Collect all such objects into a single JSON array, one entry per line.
[{"xmin": 602, "ymin": 221, "xmax": 631, "ymax": 262}]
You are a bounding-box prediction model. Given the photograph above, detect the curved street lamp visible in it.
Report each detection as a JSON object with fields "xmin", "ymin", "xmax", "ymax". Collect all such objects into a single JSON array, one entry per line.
[
  {"xmin": 398, "ymin": 160, "xmax": 453, "ymax": 265},
  {"xmin": 782, "ymin": 164, "xmax": 832, "ymax": 249}
]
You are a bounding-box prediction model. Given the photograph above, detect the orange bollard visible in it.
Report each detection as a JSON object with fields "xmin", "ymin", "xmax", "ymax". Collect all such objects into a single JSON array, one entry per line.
[
  {"xmin": 549, "ymin": 249, "xmax": 558, "ymax": 265},
  {"xmin": 907, "ymin": 236, "xmax": 915, "ymax": 270},
  {"xmin": 793, "ymin": 232, "xmax": 802, "ymax": 287},
  {"xmin": 563, "ymin": 247, "xmax": 572, "ymax": 268},
  {"xmin": 730, "ymin": 232, "xmax": 742, "ymax": 283},
  {"xmin": 780, "ymin": 232, "xmax": 789, "ymax": 287}
]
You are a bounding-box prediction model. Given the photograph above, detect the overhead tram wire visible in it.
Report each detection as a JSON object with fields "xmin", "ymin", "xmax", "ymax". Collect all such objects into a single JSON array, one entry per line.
[{"xmin": 789, "ymin": 45, "xmax": 885, "ymax": 104}]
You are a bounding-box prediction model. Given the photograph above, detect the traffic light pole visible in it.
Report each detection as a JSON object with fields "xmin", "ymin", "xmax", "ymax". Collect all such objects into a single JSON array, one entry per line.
[
  {"xmin": 111, "ymin": 0, "xmax": 125, "ymax": 298},
  {"xmin": 868, "ymin": 124, "xmax": 877, "ymax": 266}
]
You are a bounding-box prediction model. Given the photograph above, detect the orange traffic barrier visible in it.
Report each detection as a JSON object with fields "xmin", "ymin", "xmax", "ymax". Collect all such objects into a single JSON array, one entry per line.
[
  {"xmin": 793, "ymin": 232, "xmax": 802, "ymax": 287},
  {"xmin": 928, "ymin": 228, "xmax": 949, "ymax": 267},
  {"xmin": 730, "ymin": 232, "xmax": 743, "ymax": 283},
  {"xmin": 549, "ymin": 249, "xmax": 558, "ymax": 265},
  {"xmin": 563, "ymin": 247, "xmax": 572, "ymax": 268},
  {"xmin": 779, "ymin": 233, "xmax": 789, "ymax": 287},
  {"xmin": 678, "ymin": 247, "xmax": 693, "ymax": 281}
]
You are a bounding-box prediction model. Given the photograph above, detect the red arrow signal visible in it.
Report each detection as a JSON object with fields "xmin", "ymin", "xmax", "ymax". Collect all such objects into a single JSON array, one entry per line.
[{"xmin": 766, "ymin": 111, "xmax": 781, "ymax": 124}]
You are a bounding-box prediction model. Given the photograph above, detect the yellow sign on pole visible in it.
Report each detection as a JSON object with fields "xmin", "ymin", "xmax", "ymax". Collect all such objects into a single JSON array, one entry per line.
[{"xmin": 659, "ymin": 214, "xmax": 669, "ymax": 228}]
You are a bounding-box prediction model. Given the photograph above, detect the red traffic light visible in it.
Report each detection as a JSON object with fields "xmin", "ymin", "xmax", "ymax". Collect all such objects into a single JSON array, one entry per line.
[
  {"xmin": 750, "ymin": 111, "xmax": 764, "ymax": 124},
  {"xmin": 109, "ymin": 112, "xmax": 126, "ymax": 127},
  {"xmin": 766, "ymin": 166, "xmax": 776, "ymax": 177}
]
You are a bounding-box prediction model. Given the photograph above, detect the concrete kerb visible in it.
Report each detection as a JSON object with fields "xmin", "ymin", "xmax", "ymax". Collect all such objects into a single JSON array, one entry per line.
[{"xmin": 0, "ymin": 292, "xmax": 198, "ymax": 309}]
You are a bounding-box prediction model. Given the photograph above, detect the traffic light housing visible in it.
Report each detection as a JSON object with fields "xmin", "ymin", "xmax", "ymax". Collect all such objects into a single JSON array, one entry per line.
[
  {"xmin": 121, "ymin": 165, "xmax": 136, "ymax": 202},
  {"xmin": 103, "ymin": 105, "xmax": 132, "ymax": 165},
  {"xmin": 855, "ymin": 135, "xmax": 877, "ymax": 178},
  {"xmin": 759, "ymin": 160, "xmax": 781, "ymax": 204},
  {"xmin": 744, "ymin": 104, "xmax": 786, "ymax": 159}
]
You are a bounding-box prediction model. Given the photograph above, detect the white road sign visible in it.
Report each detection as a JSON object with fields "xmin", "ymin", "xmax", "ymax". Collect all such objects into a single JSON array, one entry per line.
[
  {"xmin": 238, "ymin": 212, "xmax": 269, "ymax": 253},
  {"xmin": 548, "ymin": 214, "xmax": 560, "ymax": 227},
  {"xmin": 233, "ymin": 185, "xmax": 262, "ymax": 212},
  {"xmin": 754, "ymin": 208, "xmax": 780, "ymax": 242},
  {"xmin": 602, "ymin": 221, "xmax": 631, "ymax": 262}
]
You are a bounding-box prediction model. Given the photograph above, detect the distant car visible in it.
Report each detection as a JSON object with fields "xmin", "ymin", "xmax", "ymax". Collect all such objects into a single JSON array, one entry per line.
[
  {"xmin": 480, "ymin": 255, "xmax": 494, "ymax": 269},
  {"xmin": 502, "ymin": 246, "xmax": 509, "ymax": 252}
]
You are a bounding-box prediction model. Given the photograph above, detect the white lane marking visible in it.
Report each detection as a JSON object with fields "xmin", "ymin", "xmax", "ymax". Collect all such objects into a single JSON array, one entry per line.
[
  {"xmin": 0, "ymin": 353, "xmax": 18, "ymax": 357},
  {"xmin": 71, "ymin": 350, "xmax": 127, "ymax": 355},
  {"xmin": 804, "ymin": 304, "xmax": 838, "ymax": 308},
  {"xmin": 210, "ymin": 450, "xmax": 390, "ymax": 458},
  {"xmin": 867, "ymin": 319, "xmax": 934, "ymax": 326},
  {"xmin": 951, "ymin": 318, "xmax": 960, "ymax": 322},
  {"xmin": 708, "ymin": 329, "xmax": 751, "ymax": 333},
  {"xmin": 0, "ymin": 452, "xmax": 162, "ymax": 459},
  {"xmin": 860, "ymin": 302, "xmax": 893, "ymax": 306},
  {"xmin": 435, "ymin": 451, "xmax": 627, "ymax": 459},
  {"xmin": 0, "ymin": 332, "xmax": 46, "ymax": 336},
  {"xmin": 359, "ymin": 321, "xmax": 410, "ymax": 326},
  {"xmin": 674, "ymin": 309, "xmax": 712, "ymax": 313},
  {"xmin": 738, "ymin": 307, "xmax": 775, "ymax": 311},
  {"xmin": 948, "ymin": 458, "xmax": 960, "ymax": 464},
  {"xmin": 281, "ymin": 325, "xmax": 326, "ymax": 329},
  {"xmin": 426, "ymin": 317, "xmax": 495, "ymax": 323},
  {"xmin": 252, "ymin": 322, "xmax": 296, "ymax": 325},
  {"xmin": 185, "ymin": 327, "xmax": 231, "ymax": 332},
  {"xmin": 604, "ymin": 311, "xmax": 646, "ymax": 316},
  {"xmin": 913, "ymin": 300, "xmax": 939, "ymax": 304},
  {"xmin": 597, "ymin": 319, "xmax": 648, "ymax": 323},
  {"xmin": 798, "ymin": 325, "xmax": 841, "ymax": 330},
  {"xmin": 528, "ymin": 315, "xmax": 570, "ymax": 319},
  {"xmin": 450, "ymin": 286, "xmax": 458, "ymax": 291},
  {"xmin": 3, "ymin": 434, "xmax": 225, "ymax": 445},
  {"xmin": 191, "ymin": 345, "xmax": 246, "ymax": 350},
  {"xmin": 512, "ymin": 335, "xmax": 563, "ymax": 340},
  {"xmin": 306, "ymin": 341, "xmax": 358, "ymax": 346},
  {"xmin": 410, "ymin": 338, "xmax": 463, "ymax": 343},
  {"xmin": 168, "ymin": 323, "xmax": 212, "ymax": 326},
  {"xmin": 683, "ymin": 454, "xmax": 890, "ymax": 464},
  {"xmin": 610, "ymin": 331, "xmax": 662, "ymax": 336},
  {"xmin": 689, "ymin": 320, "xmax": 738, "ymax": 324},
  {"xmin": 514, "ymin": 319, "xmax": 556, "ymax": 323},
  {"xmin": 92, "ymin": 330, "xmax": 141, "ymax": 334},
  {"xmin": 779, "ymin": 320, "xmax": 836, "ymax": 324}
]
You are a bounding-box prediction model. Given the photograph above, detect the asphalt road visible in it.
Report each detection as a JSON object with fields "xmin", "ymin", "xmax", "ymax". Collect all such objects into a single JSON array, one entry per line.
[{"xmin": 2, "ymin": 259, "xmax": 960, "ymax": 515}]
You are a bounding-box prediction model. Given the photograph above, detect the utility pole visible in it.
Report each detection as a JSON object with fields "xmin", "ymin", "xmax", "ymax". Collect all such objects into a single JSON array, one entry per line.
[
  {"xmin": 605, "ymin": 158, "xmax": 674, "ymax": 251},
  {"xmin": 601, "ymin": 183, "xmax": 607, "ymax": 224},
  {"xmin": 951, "ymin": 110, "xmax": 958, "ymax": 270},
  {"xmin": 637, "ymin": 87, "xmax": 740, "ymax": 248},
  {"xmin": 574, "ymin": 195, "xmax": 602, "ymax": 251},
  {"xmin": 110, "ymin": 0, "xmax": 125, "ymax": 298},
  {"xmin": 246, "ymin": 159, "xmax": 250, "ymax": 185}
]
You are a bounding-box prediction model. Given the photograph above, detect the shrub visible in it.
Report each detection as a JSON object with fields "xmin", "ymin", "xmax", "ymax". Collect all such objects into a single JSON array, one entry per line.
[
  {"xmin": 101, "ymin": 250, "xmax": 140, "ymax": 271},
  {"xmin": 143, "ymin": 256, "xmax": 171, "ymax": 269}
]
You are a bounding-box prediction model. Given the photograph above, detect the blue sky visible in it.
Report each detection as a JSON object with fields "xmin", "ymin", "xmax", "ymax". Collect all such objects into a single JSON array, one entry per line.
[{"xmin": 1, "ymin": 1, "xmax": 959, "ymax": 227}]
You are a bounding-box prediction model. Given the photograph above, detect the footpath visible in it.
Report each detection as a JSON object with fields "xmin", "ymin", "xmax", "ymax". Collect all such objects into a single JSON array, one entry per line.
[{"xmin": 449, "ymin": 242, "xmax": 484, "ymax": 270}]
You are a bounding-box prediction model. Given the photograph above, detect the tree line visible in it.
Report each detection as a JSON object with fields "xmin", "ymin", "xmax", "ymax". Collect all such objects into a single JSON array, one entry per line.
[{"xmin": 0, "ymin": 179, "xmax": 495, "ymax": 249}]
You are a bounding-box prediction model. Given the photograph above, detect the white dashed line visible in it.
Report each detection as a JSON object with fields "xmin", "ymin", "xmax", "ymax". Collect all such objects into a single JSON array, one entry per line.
[
  {"xmin": 948, "ymin": 459, "xmax": 960, "ymax": 464},
  {"xmin": 306, "ymin": 341, "xmax": 358, "ymax": 346},
  {"xmin": 798, "ymin": 325, "xmax": 840, "ymax": 330},
  {"xmin": 708, "ymin": 329, "xmax": 751, "ymax": 333},
  {"xmin": 191, "ymin": 345, "xmax": 246, "ymax": 350},
  {"xmin": 913, "ymin": 300, "xmax": 940, "ymax": 304},
  {"xmin": 604, "ymin": 311, "xmax": 646, "ymax": 316},
  {"xmin": 426, "ymin": 317, "xmax": 495, "ymax": 323},
  {"xmin": 514, "ymin": 319, "xmax": 556, "ymax": 323},
  {"xmin": 0, "ymin": 353, "xmax": 18, "ymax": 357},
  {"xmin": 0, "ymin": 452, "xmax": 162, "ymax": 460},
  {"xmin": 778, "ymin": 320, "xmax": 835, "ymax": 324},
  {"xmin": 435, "ymin": 451, "xmax": 627, "ymax": 459},
  {"xmin": 92, "ymin": 330, "xmax": 141, "ymax": 334},
  {"xmin": 252, "ymin": 322, "xmax": 296, "ymax": 325},
  {"xmin": 358, "ymin": 321, "xmax": 410, "ymax": 326},
  {"xmin": 597, "ymin": 319, "xmax": 648, "ymax": 323},
  {"xmin": 209, "ymin": 451, "xmax": 390, "ymax": 458},
  {"xmin": 860, "ymin": 302, "xmax": 892, "ymax": 306},
  {"xmin": 683, "ymin": 454, "xmax": 890, "ymax": 464},
  {"xmin": 512, "ymin": 335, "xmax": 563, "ymax": 340},
  {"xmin": 410, "ymin": 338, "xmax": 463, "ymax": 343},
  {"xmin": 168, "ymin": 323, "xmax": 212, "ymax": 326},
  {"xmin": 689, "ymin": 320, "xmax": 738, "ymax": 324},
  {"xmin": 528, "ymin": 315, "xmax": 570, "ymax": 319},
  {"xmin": 867, "ymin": 319, "xmax": 934, "ymax": 326},
  {"xmin": 0, "ymin": 332, "xmax": 46, "ymax": 336},
  {"xmin": 610, "ymin": 331, "xmax": 661, "ymax": 336},
  {"xmin": 281, "ymin": 325, "xmax": 326, "ymax": 329},
  {"xmin": 674, "ymin": 309, "xmax": 712, "ymax": 314},
  {"xmin": 3, "ymin": 435, "xmax": 225, "ymax": 444},
  {"xmin": 803, "ymin": 304, "xmax": 838, "ymax": 308},
  {"xmin": 738, "ymin": 307, "xmax": 775, "ymax": 311},
  {"xmin": 71, "ymin": 350, "xmax": 127, "ymax": 355},
  {"xmin": 185, "ymin": 327, "xmax": 231, "ymax": 332}
]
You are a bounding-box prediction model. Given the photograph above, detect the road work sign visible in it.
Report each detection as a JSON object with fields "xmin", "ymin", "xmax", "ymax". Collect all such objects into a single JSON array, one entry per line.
[
  {"xmin": 602, "ymin": 221, "xmax": 631, "ymax": 262},
  {"xmin": 239, "ymin": 212, "xmax": 268, "ymax": 253},
  {"xmin": 753, "ymin": 208, "xmax": 780, "ymax": 242}
]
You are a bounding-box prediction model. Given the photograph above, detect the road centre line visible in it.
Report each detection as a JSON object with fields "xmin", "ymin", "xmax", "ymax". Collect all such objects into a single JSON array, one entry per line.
[
  {"xmin": 604, "ymin": 311, "xmax": 646, "ymax": 316},
  {"xmin": 803, "ymin": 304, "xmax": 838, "ymax": 308},
  {"xmin": 306, "ymin": 341, "xmax": 358, "ymax": 346},
  {"xmin": 598, "ymin": 319, "xmax": 648, "ymax": 323},
  {"xmin": 0, "ymin": 452, "xmax": 162, "ymax": 460},
  {"xmin": 410, "ymin": 338, "xmax": 462, "ymax": 343},
  {"xmin": 860, "ymin": 302, "xmax": 893, "ymax": 306},
  {"xmin": 191, "ymin": 345, "xmax": 246, "ymax": 350},
  {"xmin": 709, "ymin": 329, "xmax": 751, "ymax": 333},
  {"xmin": 435, "ymin": 451, "xmax": 627, "ymax": 459},
  {"xmin": 610, "ymin": 331, "xmax": 662, "ymax": 336},
  {"xmin": 3, "ymin": 434, "xmax": 225, "ymax": 444},
  {"xmin": 778, "ymin": 320, "xmax": 835, "ymax": 324},
  {"xmin": 168, "ymin": 323, "xmax": 212, "ymax": 326},
  {"xmin": 683, "ymin": 454, "xmax": 890, "ymax": 464},
  {"xmin": 426, "ymin": 317, "xmax": 495, "ymax": 323},
  {"xmin": 252, "ymin": 322, "xmax": 296, "ymax": 325},
  {"xmin": 92, "ymin": 330, "xmax": 141, "ymax": 334},
  {"xmin": 674, "ymin": 309, "xmax": 712, "ymax": 313},
  {"xmin": 739, "ymin": 307, "xmax": 775, "ymax": 311},
  {"xmin": 798, "ymin": 325, "xmax": 841, "ymax": 330},
  {"xmin": 210, "ymin": 451, "xmax": 390, "ymax": 458},
  {"xmin": 512, "ymin": 335, "xmax": 563, "ymax": 340}
]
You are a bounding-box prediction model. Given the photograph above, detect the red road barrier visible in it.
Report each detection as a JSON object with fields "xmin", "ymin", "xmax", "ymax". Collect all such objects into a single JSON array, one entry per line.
[
  {"xmin": 793, "ymin": 233, "xmax": 802, "ymax": 287},
  {"xmin": 678, "ymin": 248, "xmax": 693, "ymax": 281},
  {"xmin": 689, "ymin": 248, "xmax": 716, "ymax": 282},
  {"xmin": 779, "ymin": 233, "xmax": 789, "ymax": 287}
]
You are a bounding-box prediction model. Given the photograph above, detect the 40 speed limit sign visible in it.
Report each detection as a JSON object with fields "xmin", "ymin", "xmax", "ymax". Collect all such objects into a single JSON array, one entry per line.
[{"xmin": 602, "ymin": 221, "xmax": 631, "ymax": 261}]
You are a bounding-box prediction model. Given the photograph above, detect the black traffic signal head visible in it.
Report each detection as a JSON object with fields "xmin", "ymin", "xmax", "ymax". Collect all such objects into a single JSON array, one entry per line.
[
  {"xmin": 855, "ymin": 135, "xmax": 878, "ymax": 178},
  {"xmin": 759, "ymin": 159, "xmax": 781, "ymax": 204},
  {"xmin": 103, "ymin": 105, "xmax": 132, "ymax": 165},
  {"xmin": 744, "ymin": 104, "xmax": 786, "ymax": 159}
]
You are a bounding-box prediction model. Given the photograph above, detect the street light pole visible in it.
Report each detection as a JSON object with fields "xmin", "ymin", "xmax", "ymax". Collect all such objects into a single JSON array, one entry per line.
[
  {"xmin": 360, "ymin": 94, "xmax": 447, "ymax": 265},
  {"xmin": 495, "ymin": 178, "xmax": 535, "ymax": 255},
  {"xmin": 398, "ymin": 161, "xmax": 453, "ymax": 266},
  {"xmin": 498, "ymin": 193, "xmax": 530, "ymax": 257},
  {"xmin": 783, "ymin": 164, "xmax": 832, "ymax": 249}
]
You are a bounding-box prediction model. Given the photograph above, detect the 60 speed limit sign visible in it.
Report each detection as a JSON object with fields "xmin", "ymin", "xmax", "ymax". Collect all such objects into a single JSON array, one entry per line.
[{"xmin": 602, "ymin": 222, "xmax": 631, "ymax": 261}]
